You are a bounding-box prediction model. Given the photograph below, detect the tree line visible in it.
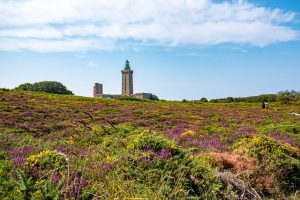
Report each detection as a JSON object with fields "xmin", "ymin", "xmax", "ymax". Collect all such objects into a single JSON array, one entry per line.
[{"xmin": 203, "ymin": 90, "xmax": 300, "ymax": 104}]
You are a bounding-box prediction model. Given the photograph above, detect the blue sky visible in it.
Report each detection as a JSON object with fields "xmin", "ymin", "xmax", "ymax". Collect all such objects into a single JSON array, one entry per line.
[{"xmin": 0, "ymin": 0, "xmax": 299, "ymax": 100}]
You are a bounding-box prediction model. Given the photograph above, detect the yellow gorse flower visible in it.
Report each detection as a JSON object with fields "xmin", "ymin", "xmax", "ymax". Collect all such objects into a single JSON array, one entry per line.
[
  {"xmin": 25, "ymin": 150, "xmax": 69, "ymax": 166},
  {"xmin": 181, "ymin": 130, "xmax": 195, "ymax": 137},
  {"xmin": 66, "ymin": 136, "xmax": 75, "ymax": 144}
]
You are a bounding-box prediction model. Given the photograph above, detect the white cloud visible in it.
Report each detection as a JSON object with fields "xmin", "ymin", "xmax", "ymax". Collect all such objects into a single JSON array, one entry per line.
[
  {"xmin": 0, "ymin": 38, "xmax": 114, "ymax": 52},
  {"xmin": 0, "ymin": 0, "xmax": 298, "ymax": 52},
  {"xmin": 88, "ymin": 62, "xmax": 97, "ymax": 68}
]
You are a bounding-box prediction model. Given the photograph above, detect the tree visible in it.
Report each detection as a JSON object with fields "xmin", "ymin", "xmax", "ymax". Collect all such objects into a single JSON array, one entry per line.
[
  {"xmin": 199, "ymin": 97, "xmax": 208, "ymax": 102},
  {"xmin": 225, "ymin": 97, "xmax": 234, "ymax": 103},
  {"xmin": 15, "ymin": 81, "xmax": 73, "ymax": 95},
  {"xmin": 150, "ymin": 94, "xmax": 159, "ymax": 101},
  {"xmin": 276, "ymin": 90, "xmax": 300, "ymax": 104},
  {"xmin": 15, "ymin": 83, "xmax": 33, "ymax": 91}
]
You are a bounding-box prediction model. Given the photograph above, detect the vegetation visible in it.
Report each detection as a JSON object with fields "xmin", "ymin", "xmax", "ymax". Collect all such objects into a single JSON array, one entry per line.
[
  {"xmin": 15, "ymin": 81, "xmax": 73, "ymax": 95},
  {"xmin": 0, "ymin": 90, "xmax": 299, "ymax": 199},
  {"xmin": 200, "ymin": 97, "xmax": 208, "ymax": 102},
  {"xmin": 149, "ymin": 94, "xmax": 159, "ymax": 101},
  {"xmin": 209, "ymin": 90, "xmax": 300, "ymax": 104}
]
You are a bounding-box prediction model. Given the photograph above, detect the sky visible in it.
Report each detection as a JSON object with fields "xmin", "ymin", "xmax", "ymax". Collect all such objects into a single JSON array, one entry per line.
[{"xmin": 0, "ymin": 0, "xmax": 299, "ymax": 100}]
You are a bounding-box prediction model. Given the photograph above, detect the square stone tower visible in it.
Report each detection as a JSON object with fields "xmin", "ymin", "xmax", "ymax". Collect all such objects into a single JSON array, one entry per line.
[
  {"xmin": 121, "ymin": 60, "xmax": 133, "ymax": 96},
  {"xmin": 93, "ymin": 83, "xmax": 103, "ymax": 97}
]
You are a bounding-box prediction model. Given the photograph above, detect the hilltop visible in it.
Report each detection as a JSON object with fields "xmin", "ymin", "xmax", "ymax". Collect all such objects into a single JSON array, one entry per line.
[{"xmin": 0, "ymin": 90, "xmax": 299, "ymax": 199}]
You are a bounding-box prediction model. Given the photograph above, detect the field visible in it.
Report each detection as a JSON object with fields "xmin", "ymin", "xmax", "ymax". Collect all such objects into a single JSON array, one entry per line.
[{"xmin": 0, "ymin": 90, "xmax": 299, "ymax": 199}]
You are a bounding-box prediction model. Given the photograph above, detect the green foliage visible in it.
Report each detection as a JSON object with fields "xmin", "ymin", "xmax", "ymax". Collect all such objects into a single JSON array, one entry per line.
[
  {"xmin": 149, "ymin": 94, "xmax": 159, "ymax": 100},
  {"xmin": 211, "ymin": 94, "xmax": 277, "ymax": 103},
  {"xmin": 129, "ymin": 130, "xmax": 174, "ymax": 151},
  {"xmin": 189, "ymin": 156, "xmax": 224, "ymax": 199},
  {"xmin": 15, "ymin": 83, "xmax": 33, "ymax": 91},
  {"xmin": 233, "ymin": 135, "xmax": 300, "ymax": 194},
  {"xmin": 116, "ymin": 96, "xmax": 148, "ymax": 102},
  {"xmin": 210, "ymin": 90, "xmax": 300, "ymax": 104},
  {"xmin": 0, "ymin": 160, "xmax": 21, "ymax": 199},
  {"xmin": 15, "ymin": 81, "xmax": 73, "ymax": 95},
  {"xmin": 88, "ymin": 126, "xmax": 232, "ymax": 199},
  {"xmin": 1, "ymin": 90, "xmax": 300, "ymax": 199},
  {"xmin": 276, "ymin": 90, "xmax": 300, "ymax": 104},
  {"xmin": 199, "ymin": 97, "xmax": 208, "ymax": 102},
  {"xmin": 0, "ymin": 88, "xmax": 10, "ymax": 92}
]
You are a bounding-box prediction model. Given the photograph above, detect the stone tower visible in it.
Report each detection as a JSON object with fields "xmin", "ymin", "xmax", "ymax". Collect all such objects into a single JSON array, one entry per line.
[
  {"xmin": 121, "ymin": 60, "xmax": 133, "ymax": 96},
  {"xmin": 93, "ymin": 83, "xmax": 103, "ymax": 97}
]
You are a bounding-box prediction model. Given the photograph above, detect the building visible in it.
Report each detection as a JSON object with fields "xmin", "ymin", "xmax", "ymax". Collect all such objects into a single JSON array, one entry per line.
[
  {"xmin": 93, "ymin": 60, "xmax": 156, "ymax": 100},
  {"xmin": 121, "ymin": 60, "xmax": 133, "ymax": 96}
]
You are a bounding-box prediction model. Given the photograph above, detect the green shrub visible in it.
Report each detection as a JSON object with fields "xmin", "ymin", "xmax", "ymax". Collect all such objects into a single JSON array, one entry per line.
[
  {"xmin": 0, "ymin": 160, "xmax": 21, "ymax": 199},
  {"xmin": 200, "ymin": 97, "xmax": 208, "ymax": 102},
  {"xmin": 15, "ymin": 83, "xmax": 33, "ymax": 91},
  {"xmin": 149, "ymin": 94, "xmax": 159, "ymax": 101},
  {"xmin": 232, "ymin": 135, "xmax": 300, "ymax": 194},
  {"xmin": 0, "ymin": 88, "xmax": 10, "ymax": 92},
  {"xmin": 15, "ymin": 81, "xmax": 73, "ymax": 95},
  {"xmin": 189, "ymin": 156, "xmax": 226, "ymax": 199},
  {"xmin": 116, "ymin": 96, "xmax": 148, "ymax": 102}
]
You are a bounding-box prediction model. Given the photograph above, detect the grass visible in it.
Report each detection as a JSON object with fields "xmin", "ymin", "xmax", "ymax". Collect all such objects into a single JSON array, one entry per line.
[{"xmin": 0, "ymin": 90, "xmax": 299, "ymax": 199}]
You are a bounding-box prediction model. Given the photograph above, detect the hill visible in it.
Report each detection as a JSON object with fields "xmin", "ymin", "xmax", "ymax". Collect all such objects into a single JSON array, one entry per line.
[{"xmin": 0, "ymin": 90, "xmax": 299, "ymax": 199}]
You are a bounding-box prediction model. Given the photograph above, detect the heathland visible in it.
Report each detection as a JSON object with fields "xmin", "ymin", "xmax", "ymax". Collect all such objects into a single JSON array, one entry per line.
[{"xmin": 0, "ymin": 89, "xmax": 299, "ymax": 199}]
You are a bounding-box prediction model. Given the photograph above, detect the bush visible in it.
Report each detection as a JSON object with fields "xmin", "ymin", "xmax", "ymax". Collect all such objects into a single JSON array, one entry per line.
[
  {"xmin": 0, "ymin": 88, "xmax": 10, "ymax": 92},
  {"xmin": 14, "ymin": 83, "xmax": 33, "ymax": 91},
  {"xmin": 232, "ymin": 135, "xmax": 300, "ymax": 195},
  {"xmin": 200, "ymin": 97, "xmax": 208, "ymax": 102},
  {"xmin": 14, "ymin": 150, "xmax": 92, "ymax": 199},
  {"xmin": 90, "ymin": 126, "xmax": 234, "ymax": 199},
  {"xmin": 116, "ymin": 96, "xmax": 148, "ymax": 102},
  {"xmin": 15, "ymin": 81, "xmax": 73, "ymax": 95},
  {"xmin": 150, "ymin": 94, "xmax": 159, "ymax": 101}
]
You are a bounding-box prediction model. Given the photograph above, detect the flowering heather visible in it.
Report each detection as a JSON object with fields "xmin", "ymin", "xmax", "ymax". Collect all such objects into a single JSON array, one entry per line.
[
  {"xmin": 141, "ymin": 155, "xmax": 155, "ymax": 163},
  {"xmin": 54, "ymin": 145, "xmax": 68, "ymax": 154},
  {"xmin": 6, "ymin": 146, "xmax": 38, "ymax": 157},
  {"xmin": 165, "ymin": 127, "xmax": 186, "ymax": 140},
  {"xmin": 12, "ymin": 156, "xmax": 26, "ymax": 167},
  {"xmin": 251, "ymin": 115, "xmax": 265, "ymax": 121},
  {"xmin": 0, "ymin": 141, "xmax": 8, "ymax": 149},
  {"xmin": 14, "ymin": 124, "xmax": 31, "ymax": 132},
  {"xmin": 164, "ymin": 118, "xmax": 189, "ymax": 128},
  {"xmin": 159, "ymin": 149, "xmax": 171, "ymax": 160},
  {"xmin": 193, "ymin": 134, "xmax": 226, "ymax": 152},
  {"xmin": 226, "ymin": 126, "xmax": 258, "ymax": 144},
  {"xmin": 270, "ymin": 133, "xmax": 298, "ymax": 147},
  {"xmin": 101, "ymin": 161, "xmax": 115, "ymax": 175},
  {"xmin": 0, "ymin": 90, "xmax": 299, "ymax": 199},
  {"xmin": 1, "ymin": 115, "xmax": 17, "ymax": 126},
  {"xmin": 64, "ymin": 172, "xmax": 89, "ymax": 199},
  {"xmin": 53, "ymin": 171, "xmax": 61, "ymax": 185},
  {"xmin": 142, "ymin": 143, "xmax": 155, "ymax": 151},
  {"xmin": 23, "ymin": 111, "xmax": 33, "ymax": 116}
]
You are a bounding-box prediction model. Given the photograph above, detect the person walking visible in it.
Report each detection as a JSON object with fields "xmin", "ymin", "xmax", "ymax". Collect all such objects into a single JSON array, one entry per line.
[{"xmin": 262, "ymin": 102, "xmax": 266, "ymax": 109}]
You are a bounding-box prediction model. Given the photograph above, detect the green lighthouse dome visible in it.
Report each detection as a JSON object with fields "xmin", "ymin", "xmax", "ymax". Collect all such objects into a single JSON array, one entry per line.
[{"xmin": 124, "ymin": 60, "xmax": 130, "ymax": 70}]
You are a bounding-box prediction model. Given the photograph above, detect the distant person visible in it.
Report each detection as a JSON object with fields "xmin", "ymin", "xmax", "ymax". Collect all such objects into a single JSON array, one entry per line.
[
  {"xmin": 262, "ymin": 102, "xmax": 266, "ymax": 109},
  {"xmin": 265, "ymin": 102, "xmax": 269, "ymax": 109}
]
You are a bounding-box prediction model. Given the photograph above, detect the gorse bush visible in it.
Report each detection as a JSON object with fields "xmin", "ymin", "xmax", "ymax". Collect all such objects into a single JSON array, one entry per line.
[
  {"xmin": 15, "ymin": 81, "xmax": 73, "ymax": 95},
  {"xmin": 5, "ymin": 150, "xmax": 93, "ymax": 200},
  {"xmin": 233, "ymin": 135, "xmax": 300, "ymax": 195},
  {"xmin": 88, "ymin": 125, "xmax": 237, "ymax": 199}
]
